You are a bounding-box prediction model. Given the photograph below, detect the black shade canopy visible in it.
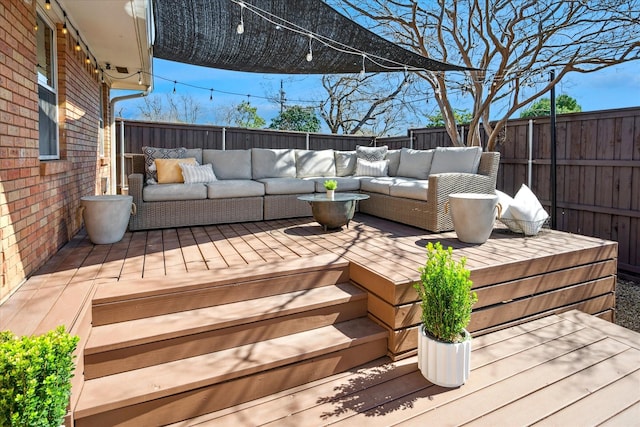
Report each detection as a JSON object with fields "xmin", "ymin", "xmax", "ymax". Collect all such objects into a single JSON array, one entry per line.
[{"xmin": 152, "ymin": 0, "xmax": 470, "ymax": 74}]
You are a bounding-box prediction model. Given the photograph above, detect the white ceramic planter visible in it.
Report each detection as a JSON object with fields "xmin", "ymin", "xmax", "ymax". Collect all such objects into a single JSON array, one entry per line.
[
  {"xmin": 80, "ymin": 195, "xmax": 135, "ymax": 244},
  {"xmin": 417, "ymin": 326, "xmax": 471, "ymax": 388},
  {"xmin": 326, "ymin": 189, "xmax": 335, "ymax": 199},
  {"xmin": 448, "ymin": 193, "xmax": 500, "ymax": 244}
]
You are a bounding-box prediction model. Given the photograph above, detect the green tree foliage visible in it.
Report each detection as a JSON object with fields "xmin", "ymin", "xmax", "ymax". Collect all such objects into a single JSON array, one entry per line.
[
  {"xmin": 234, "ymin": 101, "xmax": 266, "ymax": 128},
  {"xmin": 520, "ymin": 94, "xmax": 583, "ymax": 118},
  {"xmin": 1, "ymin": 326, "xmax": 79, "ymax": 426},
  {"xmin": 269, "ymin": 105, "xmax": 321, "ymax": 132},
  {"xmin": 426, "ymin": 109, "xmax": 473, "ymax": 128},
  {"xmin": 414, "ymin": 243, "xmax": 477, "ymax": 343}
]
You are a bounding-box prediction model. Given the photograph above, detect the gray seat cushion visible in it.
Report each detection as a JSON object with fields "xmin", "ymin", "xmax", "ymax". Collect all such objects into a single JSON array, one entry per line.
[
  {"xmin": 206, "ymin": 180, "xmax": 265, "ymax": 199},
  {"xmin": 359, "ymin": 177, "xmax": 399, "ymax": 195},
  {"xmin": 389, "ymin": 178, "xmax": 430, "ymax": 201},
  {"xmin": 143, "ymin": 183, "xmax": 207, "ymax": 201},
  {"xmin": 259, "ymin": 178, "xmax": 315, "ymax": 194}
]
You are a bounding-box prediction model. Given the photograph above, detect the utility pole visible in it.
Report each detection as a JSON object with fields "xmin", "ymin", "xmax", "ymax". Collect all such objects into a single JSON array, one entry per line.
[{"xmin": 279, "ymin": 80, "xmax": 286, "ymax": 114}]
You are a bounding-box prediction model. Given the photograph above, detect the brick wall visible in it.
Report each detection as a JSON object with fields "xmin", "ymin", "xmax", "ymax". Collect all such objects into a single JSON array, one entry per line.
[{"xmin": 0, "ymin": 0, "xmax": 110, "ymax": 302}]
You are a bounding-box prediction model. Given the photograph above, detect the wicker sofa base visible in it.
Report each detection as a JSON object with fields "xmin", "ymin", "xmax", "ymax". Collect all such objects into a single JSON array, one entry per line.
[
  {"xmin": 359, "ymin": 193, "xmax": 441, "ymax": 231},
  {"xmin": 264, "ymin": 194, "xmax": 313, "ymax": 221},
  {"xmin": 128, "ymin": 197, "xmax": 264, "ymax": 231}
]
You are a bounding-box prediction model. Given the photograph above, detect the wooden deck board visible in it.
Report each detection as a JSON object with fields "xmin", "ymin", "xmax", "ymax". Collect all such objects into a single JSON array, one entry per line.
[
  {"xmin": 169, "ymin": 313, "xmax": 639, "ymax": 427},
  {"xmin": 0, "ymin": 214, "xmax": 631, "ymax": 426}
]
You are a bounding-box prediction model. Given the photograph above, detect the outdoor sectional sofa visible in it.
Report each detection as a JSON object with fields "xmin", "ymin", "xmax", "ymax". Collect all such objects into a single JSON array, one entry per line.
[{"xmin": 127, "ymin": 145, "xmax": 500, "ymax": 232}]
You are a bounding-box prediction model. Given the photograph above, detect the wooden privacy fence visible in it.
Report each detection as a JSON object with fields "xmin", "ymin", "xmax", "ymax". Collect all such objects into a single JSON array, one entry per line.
[{"xmin": 116, "ymin": 106, "xmax": 640, "ymax": 274}]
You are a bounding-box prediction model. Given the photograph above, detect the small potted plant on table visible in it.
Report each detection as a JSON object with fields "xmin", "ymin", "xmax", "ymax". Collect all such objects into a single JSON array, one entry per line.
[
  {"xmin": 324, "ymin": 179, "xmax": 338, "ymax": 199},
  {"xmin": 414, "ymin": 242, "xmax": 477, "ymax": 387}
]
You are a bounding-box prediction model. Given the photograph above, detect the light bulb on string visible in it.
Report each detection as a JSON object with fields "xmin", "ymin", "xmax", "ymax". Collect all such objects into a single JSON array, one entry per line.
[
  {"xmin": 62, "ymin": 14, "xmax": 68, "ymax": 35},
  {"xmin": 138, "ymin": 71, "xmax": 142, "ymax": 85},
  {"xmin": 237, "ymin": 2, "xmax": 245, "ymax": 34},
  {"xmin": 45, "ymin": 0, "xmax": 51, "ymax": 10},
  {"xmin": 209, "ymin": 89, "xmax": 214, "ymax": 101},
  {"xmin": 173, "ymin": 81, "xmax": 177, "ymax": 94},
  {"xmin": 360, "ymin": 54, "xmax": 366, "ymax": 78},
  {"xmin": 85, "ymin": 55, "xmax": 91, "ymax": 65},
  {"xmin": 306, "ymin": 34, "xmax": 313, "ymax": 62}
]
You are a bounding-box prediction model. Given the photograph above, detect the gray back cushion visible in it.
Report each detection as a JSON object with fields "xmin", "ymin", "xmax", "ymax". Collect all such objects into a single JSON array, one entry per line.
[
  {"xmin": 335, "ymin": 151, "xmax": 357, "ymax": 176},
  {"xmin": 429, "ymin": 146, "xmax": 482, "ymax": 175},
  {"xmin": 202, "ymin": 149, "xmax": 252, "ymax": 180},
  {"xmin": 252, "ymin": 148, "xmax": 297, "ymax": 179},
  {"xmin": 296, "ymin": 149, "xmax": 336, "ymax": 178},
  {"xmin": 397, "ymin": 148, "xmax": 434, "ymax": 179},
  {"xmin": 385, "ymin": 149, "xmax": 401, "ymax": 176}
]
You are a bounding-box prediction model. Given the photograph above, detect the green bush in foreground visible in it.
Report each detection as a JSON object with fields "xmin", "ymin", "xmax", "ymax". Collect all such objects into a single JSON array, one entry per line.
[
  {"xmin": 415, "ymin": 242, "xmax": 477, "ymax": 343},
  {"xmin": 0, "ymin": 326, "xmax": 79, "ymax": 427}
]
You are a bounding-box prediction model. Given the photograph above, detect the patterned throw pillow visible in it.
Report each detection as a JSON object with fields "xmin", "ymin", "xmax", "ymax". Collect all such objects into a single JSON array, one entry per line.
[
  {"xmin": 356, "ymin": 145, "xmax": 388, "ymax": 162},
  {"xmin": 354, "ymin": 158, "xmax": 389, "ymax": 176},
  {"xmin": 142, "ymin": 146, "xmax": 187, "ymax": 184},
  {"xmin": 180, "ymin": 163, "xmax": 217, "ymax": 184}
]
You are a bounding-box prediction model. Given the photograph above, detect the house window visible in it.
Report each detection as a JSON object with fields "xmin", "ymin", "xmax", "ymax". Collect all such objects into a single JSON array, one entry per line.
[{"xmin": 36, "ymin": 13, "xmax": 59, "ymax": 159}]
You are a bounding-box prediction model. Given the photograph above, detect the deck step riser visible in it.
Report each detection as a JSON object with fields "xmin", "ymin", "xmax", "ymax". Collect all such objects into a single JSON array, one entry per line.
[
  {"xmin": 74, "ymin": 338, "xmax": 388, "ymax": 427},
  {"xmin": 92, "ymin": 266, "xmax": 350, "ymax": 326},
  {"xmin": 84, "ymin": 299, "xmax": 367, "ymax": 379}
]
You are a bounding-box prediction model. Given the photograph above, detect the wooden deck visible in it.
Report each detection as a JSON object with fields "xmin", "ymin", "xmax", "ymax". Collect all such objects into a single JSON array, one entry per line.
[
  {"xmin": 169, "ymin": 310, "xmax": 640, "ymax": 426},
  {"xmin": 0, "ymin": 213, "xmax": 628, "ymax": 425}
]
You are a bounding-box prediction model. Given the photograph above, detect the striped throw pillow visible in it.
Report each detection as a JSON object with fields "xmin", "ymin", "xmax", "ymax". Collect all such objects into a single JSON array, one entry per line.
[
  {"xmin": 354, "ymin": 158, "xmax": 389, "ymax": 177},
  {"xmin": 180, "ymin": 163, "xmax": 217, "ymax": 184}
]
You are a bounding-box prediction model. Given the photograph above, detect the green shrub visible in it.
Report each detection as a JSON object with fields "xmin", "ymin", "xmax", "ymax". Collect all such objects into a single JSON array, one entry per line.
[
  {"xmin": 323, "ymin": 179, "xmax": 338, "ymax": 190},
  {"xmin": 414, "ymin": 242, "xmax": 477, "ymax": 343},
  {"xmin": 0, "ymin": 326, "xmax": 79, "ymax": 427}
]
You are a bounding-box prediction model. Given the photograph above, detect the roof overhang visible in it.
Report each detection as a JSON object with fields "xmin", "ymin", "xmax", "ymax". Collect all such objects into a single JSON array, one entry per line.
[
  {"xmin": 152, "ymin": 0, "xmax": 471, "ymax": 74},
  {"xmin": 56, "ymin": 0, "xmax": 153, "ymax": 90}
]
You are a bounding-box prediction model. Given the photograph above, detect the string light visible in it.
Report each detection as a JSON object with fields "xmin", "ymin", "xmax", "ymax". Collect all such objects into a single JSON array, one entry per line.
[
  {"xmin": 173, "ymin": 80, "xmax": 177, "ymax": 94},
  {"xmin": 138, "ymin": 71, "xmax": 142, "ymax": 85},
  {"xmin": 45, "ymin": 0, "xmax": 51, "ymax": 10},
  {"xmin": 306, "ymin": 34, "xmax": 313, "ymax": 62},
  {"xmin": 360, "ymin": 54, "xmax": 366, "ymax": 77},
  {"xmin": 62, "ymin": 13, "xmax": 68, "ymax": 34},
  {"xmin": 236, "ymin": 2, "xmax": 245, "ymax": 34},
  {"xmin": 85, "ymin": 55, "xmax": 91, "ymax": 64},
  {"xmin": 209, "ymin": 89, "xmax": 214, "ymax": 101}
]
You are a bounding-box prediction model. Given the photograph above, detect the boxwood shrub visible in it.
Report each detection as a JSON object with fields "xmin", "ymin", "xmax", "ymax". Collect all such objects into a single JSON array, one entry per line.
[{"xmin": 0, "ymin": 326, "xmax": 79, "ymax": 427}]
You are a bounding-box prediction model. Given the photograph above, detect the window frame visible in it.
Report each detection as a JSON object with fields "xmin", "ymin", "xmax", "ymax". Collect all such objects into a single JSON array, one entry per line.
[{"xmin": 36, "ymin": 11, "xmax": 60, "ymax": 160}]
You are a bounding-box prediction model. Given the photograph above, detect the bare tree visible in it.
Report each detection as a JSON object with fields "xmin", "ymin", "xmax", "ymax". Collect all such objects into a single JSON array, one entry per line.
[
  {"xmin": 318, "ymin": 72, "xmax": 421, "ymax": 136},
  {"xmin": 136, "ymin": 94, "xmax": 204, "ymax": 123},
  {"xmin": 334, "ymin": 0, "xmax": 640, "ymax": 150}
]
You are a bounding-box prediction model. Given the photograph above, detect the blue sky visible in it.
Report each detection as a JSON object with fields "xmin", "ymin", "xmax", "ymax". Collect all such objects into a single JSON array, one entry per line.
[{"xmin": 117, "ymin": 58, "xmax": 639, "ymax": 132}]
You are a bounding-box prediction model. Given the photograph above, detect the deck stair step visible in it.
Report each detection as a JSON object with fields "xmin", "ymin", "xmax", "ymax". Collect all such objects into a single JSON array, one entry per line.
[
  {"xmin": 91, "ymin": 255, "xmax": 350, "ymax": 325},
  {"xmin": 84, "ymin": 282, "xmax": 367, "ymax": 379},
  {"xmin": 74, "ymin": 317, "xmax": 387, "ymax": 427}
]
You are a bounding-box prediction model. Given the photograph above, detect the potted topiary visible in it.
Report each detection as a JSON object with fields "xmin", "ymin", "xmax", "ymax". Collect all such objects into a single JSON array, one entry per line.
[
  {"xmin": 0, "ymin": 326, "xmax": 79, "ymax": 427},
  {"xmin": 414, "ymin": 242, "xmax": 477, "ymax": 387},
  {"xmin": 323, "ymin": 179, "xmax": 338, "ymax": 199}
]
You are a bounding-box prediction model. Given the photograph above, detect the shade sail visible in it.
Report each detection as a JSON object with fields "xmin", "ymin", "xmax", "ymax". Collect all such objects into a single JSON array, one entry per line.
[{"xmin": 152, "ymin": 0, "xmax": 470, "ymax": 74}]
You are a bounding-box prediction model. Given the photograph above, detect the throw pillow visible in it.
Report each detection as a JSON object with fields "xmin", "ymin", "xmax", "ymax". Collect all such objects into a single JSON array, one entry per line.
[
  {"xmin": 354, "ymin": 158, "xmax": 389, "ymax": 176},
  {"xmin": 335, "ymin": 151, "xmax": 357, "ymax": 176},
  {"xmin": 180, "ymin": 163, "xmax": 217, "ymax": 184},
  {"xmin": 356, "ymin": 145, "xmax": 388, "ymax": 162},
  {"xmin": 509, "ymin": 184, "xmax": 549, "ymax": 226},
  {"xmin": 142, "ymin": 146, "xmax": 187, "ymax": 184},
  {"xmin": 429, "ymin": 146, "xmax": 482, "ymax": 175},
  {"xmin": 397, "ymin": 148, "xmax": 434, "ymax": 180},
  {"xmin": 155, "ymin": 157, "xmax": 197, "ymax": 184}
]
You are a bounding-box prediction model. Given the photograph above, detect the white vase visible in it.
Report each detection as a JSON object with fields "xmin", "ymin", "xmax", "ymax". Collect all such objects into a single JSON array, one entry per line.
[
  {"xmin": 448, "ymin": 193, "xmax": 500, "ymax": 244},
  {"xmin": 417, "ymin": 326, "xmax": 471, "ymax": 387},
  {"xmin": 326, "ymin": 189, "xmax": 335, "ymax": 199},
  {"xmin": 79, "ymin": 195, "xmax": 136, "ymax": 244}
]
